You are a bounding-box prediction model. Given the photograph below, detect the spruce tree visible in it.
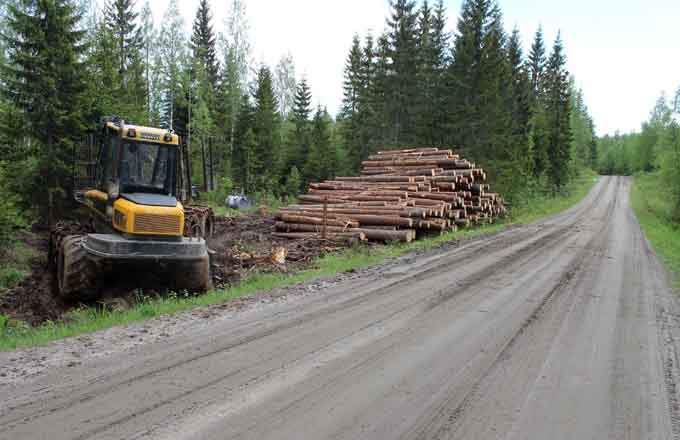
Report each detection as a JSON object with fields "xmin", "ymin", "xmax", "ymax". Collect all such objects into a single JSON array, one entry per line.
[
  {"xmin": 287, "ymin": 77, "xmax": 312, "ymax": 172},
  {"xmin": 105, "ymin": 0, "xmax": 146, "ymax": 119},
  {"xmin": 84, "ymin": 21, "xmax": 119, "ymax": 122},
  {"xmin": 105, "ymin": 0, "xmax": 142, "ymax": 75},
  {"xmin": 414, "ymin": 0, "xmax": 434, "ymax": 145},
  {"xmin": 252, "ymin": 66, "xmax": 280, "ymax": 192},
  {"xmin": 190, "ymin": 0, "xmax": 218, "ymax": 90},
  {"xmin": 341, "ymin": 34, "xmax": 363, "ymax": 170},
  {"xmin": 528, "ymin": 26, "xmax": 548, "ymax": 178},
  {"xmin": 386, "ymin": 0, "xmax": 419, "ymax": 145},
  {"xmin": 2, "ymin": 0, "xmax": 87, "ymax": 217},
  {"xmin": 448, "ymin": 0, "xmax": 513, "ymax": 163},
  {"xmin": 507, "ymin": 27, "xmax": 533, "ymax": 179},
  {"xmin": 231, "ymin": 94, "xmax": 255, "ymax": 192},
  {"xmin": 284, "ymin": 165, "xmax": 302, "ymax": 197},
  {"xmin": 544, "ymin": 33, "xmax": 572, "ymax": 189},
  {"xmin": 528, "ymin": 26, "xmax": 546, "ymax": 101},
  {"xmin": 369, "ymin": 33, "xmax": 391, "ymax": 151},
  {"xmin": 357, "ymin": 33, "xmax": 376, "ymax": 159},
  {"xmin": 430, "ymin": 0, "xmax": 449, "ymax": 146},
  {"xmin": 305, "ymin": 106, "xmax": 334, "ymax": 183}
]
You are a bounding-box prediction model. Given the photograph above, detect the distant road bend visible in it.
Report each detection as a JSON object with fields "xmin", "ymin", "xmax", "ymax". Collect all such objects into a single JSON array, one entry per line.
[{"xmin": 1, "ymin": 176, "xmax": 679, "ymax": 440}]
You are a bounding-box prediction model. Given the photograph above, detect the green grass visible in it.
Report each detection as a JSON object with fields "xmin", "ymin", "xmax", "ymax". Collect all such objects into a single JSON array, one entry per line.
[
  {"xmin": 631, "ymin": 172, "xmax": 680, "ymax": 287},
  {"xmin": 508, "ymin": 169, "xmax": 600, "ymax": 224},
  {"xmin": 0, "ymin": 239, "xmax": 38, "ymax": 291},
  {"xmin": 0, "ymin": 172, "xmax": 600, "ymax": 351}
]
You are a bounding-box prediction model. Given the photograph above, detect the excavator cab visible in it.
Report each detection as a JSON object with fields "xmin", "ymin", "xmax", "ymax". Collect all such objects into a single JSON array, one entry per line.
[{"xmin": 51, "ymin": 118, "xmax": 211, "ymax": 298}]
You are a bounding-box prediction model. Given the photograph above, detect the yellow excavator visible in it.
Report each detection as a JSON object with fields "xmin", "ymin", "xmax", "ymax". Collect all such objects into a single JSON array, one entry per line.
[{"xmin": 49, "ymin": 117, "xmax": 213, "ymax": 299}]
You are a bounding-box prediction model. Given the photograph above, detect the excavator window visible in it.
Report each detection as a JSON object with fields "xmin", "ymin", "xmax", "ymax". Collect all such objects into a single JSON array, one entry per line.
[{"xmin": 120, "ymin": 141, "xmax": 177, "ymax": 195}]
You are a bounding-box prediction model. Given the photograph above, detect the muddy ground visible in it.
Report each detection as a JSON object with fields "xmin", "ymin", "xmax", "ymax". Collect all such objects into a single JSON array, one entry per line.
[{"xmin": 0, "ymin": 214, "xmax": 351, "ymax": 326}]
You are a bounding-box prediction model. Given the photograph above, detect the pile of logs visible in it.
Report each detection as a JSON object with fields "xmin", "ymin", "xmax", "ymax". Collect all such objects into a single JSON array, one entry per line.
[{"xmin": 275, "ymin": 148, "xmax": 506, "ymax": 243}]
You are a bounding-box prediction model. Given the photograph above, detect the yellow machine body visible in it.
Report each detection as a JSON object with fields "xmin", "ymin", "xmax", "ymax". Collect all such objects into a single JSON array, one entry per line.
[{"xmin": 111, "ymin": 198, "xmax": 185, "ymax": 236}]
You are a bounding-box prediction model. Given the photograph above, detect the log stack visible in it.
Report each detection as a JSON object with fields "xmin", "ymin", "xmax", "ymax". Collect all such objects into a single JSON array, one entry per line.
[{"xmin": 276, "ymin": 148, "xmax": 506, "ymax": 243}]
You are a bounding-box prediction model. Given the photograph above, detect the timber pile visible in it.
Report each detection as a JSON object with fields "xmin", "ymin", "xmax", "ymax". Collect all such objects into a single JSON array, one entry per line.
[{"xmin": 276, "ymin": 148, "xmax": 506, "ymax": 243}]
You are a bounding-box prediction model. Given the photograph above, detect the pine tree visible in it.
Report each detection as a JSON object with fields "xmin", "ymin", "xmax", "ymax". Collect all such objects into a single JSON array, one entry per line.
[
  {"xmin": 2, "ymin": 0, "xmax": 87, "ymax": 217},
  {"xmin": 190, "ymin": 0, "xmax": 218, "ymax": 90},
  {"xmin": 251, "ymin": 65, "xmax": 280, "ymax": 192},
  {"xmin": 386, "ymin": 0, "xmax": 419, "ymax": 145},
  {"xmin": 544, "ymin": 33, "xmax": 572, "ymax": 189}
]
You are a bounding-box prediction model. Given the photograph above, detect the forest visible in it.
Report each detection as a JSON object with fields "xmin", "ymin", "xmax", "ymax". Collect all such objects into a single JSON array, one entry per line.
[
  {"xmin": 0, "ymin": 0, "xmax": 597, "ymax": 241},
  {"xmin": 597, "ymin": 92, "xmax": 680, "ymax": 220}
]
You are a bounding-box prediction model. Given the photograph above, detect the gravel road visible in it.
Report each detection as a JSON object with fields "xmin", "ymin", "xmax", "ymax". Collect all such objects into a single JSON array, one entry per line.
[{"xmin": 1, "ymin": 176, "xmax": 679, "ymax": 440}]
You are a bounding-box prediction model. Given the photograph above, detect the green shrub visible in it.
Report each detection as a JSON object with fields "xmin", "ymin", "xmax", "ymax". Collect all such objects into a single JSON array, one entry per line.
[
  {"xmin": 0, "ymin": 267, "xmax": 26, "ymax": 289},
  {"xmin": 0, "ymin": 162, "xmax": 26, "ymax": 244}
]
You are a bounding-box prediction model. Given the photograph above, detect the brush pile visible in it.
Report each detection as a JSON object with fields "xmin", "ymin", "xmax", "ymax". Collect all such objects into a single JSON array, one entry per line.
[{"xmin": 276, "ymin": 148, "xmax": 506, "ymax": 243}]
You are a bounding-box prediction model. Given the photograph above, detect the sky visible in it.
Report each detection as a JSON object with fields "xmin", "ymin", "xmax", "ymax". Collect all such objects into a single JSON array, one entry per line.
[{"xmin": 144, "ymin": 0, "xmax": 680, "ymax": 136}]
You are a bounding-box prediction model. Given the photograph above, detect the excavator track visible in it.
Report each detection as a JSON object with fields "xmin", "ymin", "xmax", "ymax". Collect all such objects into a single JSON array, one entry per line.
[
  {"xmin": 57, "ymin": 235, "xmax": 98, "ymax": 299},
  {"xmin": 49, "ymin": 221, "xmax": 99, "ymax": 300}
]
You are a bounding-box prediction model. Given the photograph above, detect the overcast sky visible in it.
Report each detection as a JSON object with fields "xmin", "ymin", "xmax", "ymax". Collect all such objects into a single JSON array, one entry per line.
[{"xmin": 144, "ymin": 0, "xmax": 680, "ymax": 136}]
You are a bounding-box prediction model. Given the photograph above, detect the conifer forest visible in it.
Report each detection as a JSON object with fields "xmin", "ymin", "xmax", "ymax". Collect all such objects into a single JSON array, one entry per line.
[{"xmin": 0, "ymin": 0, "xmax": 597, "ymax": 238}]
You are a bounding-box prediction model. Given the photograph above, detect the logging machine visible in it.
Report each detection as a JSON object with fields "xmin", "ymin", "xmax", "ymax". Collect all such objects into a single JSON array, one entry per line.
[{"xmin": 50, "ymin": 117, "xmax": 212, "ymax": 299}]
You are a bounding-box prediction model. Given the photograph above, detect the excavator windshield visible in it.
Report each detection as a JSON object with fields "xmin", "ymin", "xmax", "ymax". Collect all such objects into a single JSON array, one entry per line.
[{"xmin": 120, "ymin": 141, "xmax": 177, "ymax": 195}]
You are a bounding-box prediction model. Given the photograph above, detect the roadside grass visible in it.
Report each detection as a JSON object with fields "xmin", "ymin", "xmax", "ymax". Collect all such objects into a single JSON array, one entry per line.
[
  {"xmin": 631, "ymin": 172, "xmax": 680, "ymax": 288},
  {"xmin": 0, "ymin": 171, "xmax": 600, "ymax": 351}
]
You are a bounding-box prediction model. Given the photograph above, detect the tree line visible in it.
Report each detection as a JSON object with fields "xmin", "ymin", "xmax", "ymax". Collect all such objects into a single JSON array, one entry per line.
[
  {"xmin": 0, "ymin": 0, "xmax": 597, "ymax": 227},
  {"xmin": 597, "ymin": 91, "xmax": 680, "ymax": 219}
]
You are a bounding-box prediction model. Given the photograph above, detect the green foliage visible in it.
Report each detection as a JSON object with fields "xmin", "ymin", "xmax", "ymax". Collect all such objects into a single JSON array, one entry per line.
[
  {"xmin": 598, "ymin": 92, "xmax": 680, "ymax": 220},
  {"xmin": 251, "ymin": 66, "xmax": 281, "ymax": 192},
  {"xmin": 543, "ymin": 33, "xmax": 572, "ymax": 189},
  {"xmin": 0, "ymin": 163, "xmax": 25, "ymax": 243},
  {"xmin": 157, "ymin": 0, "xmax": 187, "ymax": 131},
  {"xmin": 0, "ymin": 267, "xmax": 25, "ymax": 289},
  {"xmin": 284, "ymin": 166, "xmax": 302, "ymax": 197},
  {"xmin": 632, "ymin": 173, "xmax": 680, "ymax": 286},
  {"xmin": 190, "ymin": 0, "xmax": 219, "ymax": 91},
  {"xmin": 2, "ymin": 0, "xmax": 87, "ymax": 218},
  {"xmin": 285, "ymin": 77, "xmax": 312, "ymax": 174},
  {"xmin": 305, "ymin": 107, "xmax": 336, "ymax": 183},
  {"xmin": 657, "ymin": 124, "xmax": 680, "ymax": 220}
]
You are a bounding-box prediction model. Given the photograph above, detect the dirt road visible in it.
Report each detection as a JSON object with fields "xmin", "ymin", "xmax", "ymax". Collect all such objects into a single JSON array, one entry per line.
[{"xmin": 1, "ymin": 176, "xmax": 679, "ymax": 440}]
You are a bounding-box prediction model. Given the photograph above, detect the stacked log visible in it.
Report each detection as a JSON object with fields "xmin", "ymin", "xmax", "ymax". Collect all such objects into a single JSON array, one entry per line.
[{"xmin": 276, "ymin": 148, "xmax": 506, "ymax": 243}]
